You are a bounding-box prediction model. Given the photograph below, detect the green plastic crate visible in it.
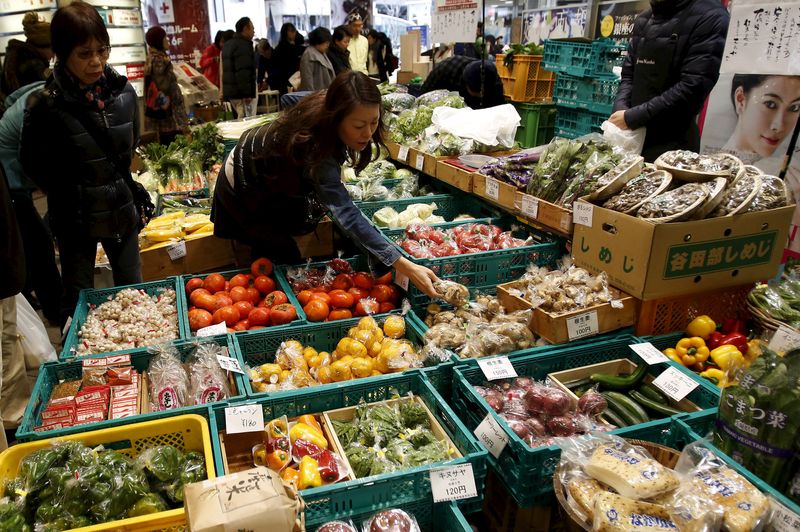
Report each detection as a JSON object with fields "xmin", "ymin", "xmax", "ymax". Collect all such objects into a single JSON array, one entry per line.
[
  {"xmin": 358, "ymin": 193, "xmax": 501, "ymax": 221},
  {"xmin": 450, "ymin": 335, "xmax": 721, "ymax": 506},
  {"xmin": 210, "ymin": 372, "xmax": 487, "ymax": 527},
  {"xmin": 61, "ymin": 277, "xmax": 186, "ymax": 360},
  {"xmin": 555, "ymin": 106, "xmax": 607, "ymax": 139},
  {"xmin": 233, "ymin": 312, "xmax": 454, "ymax": 399},
  {"xmin": 19, "ymin": 335, "xmax": 240, "ymax": 442},
  {"xmin": 553, "ymin": 74, "xmax": 619, "ymax": 116},
  {"xmin": 179, "ymin": 268, "xmax": 306, "ymax": 336},
  {"xmin": 542, "ymin": 39, "xmax": 624, "ymax": 78},
  {"xmin": 671, "ymin": 408, "xmax": 718, "ymax": 449},
  {"xmin": 514, "ymin": 102, "xmax": 556, "ymax": 148},
  {"xmin": 306, "ymin": 501, "xmax": 472, "ymax": 532}
]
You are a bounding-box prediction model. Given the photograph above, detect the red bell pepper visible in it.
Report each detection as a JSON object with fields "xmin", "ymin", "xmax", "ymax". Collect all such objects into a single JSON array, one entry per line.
[
  {"xmin": 707, "ymin": 331, "xmax": 725, "ymax": 349},
  {"xmin": 719, "ymin": 332, "xmax": 748, "ymax": 356},
  {"xmin": 292, "ymin": 439, "xmax": 324, "ymax": 461},
  {"xmin": 721, "ymin": 319, "xmax": 747, "ymax": 335},
  {"xmin": 316, "ymin": 449, "xmax": 339, "ymax": 482}
]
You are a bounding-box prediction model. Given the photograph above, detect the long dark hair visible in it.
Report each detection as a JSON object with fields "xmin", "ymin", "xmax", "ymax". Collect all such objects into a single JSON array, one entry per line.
[
  {"xmin": 731, "ymin": 74, "xmax": 768, "ymax": 112},
  {"xmin": 279, "ymin": 23, "xmax": 298, "ymax": 45},
  {"xmin": 267, "ymin": 71, "xmax": 384, "ymax": 173}
]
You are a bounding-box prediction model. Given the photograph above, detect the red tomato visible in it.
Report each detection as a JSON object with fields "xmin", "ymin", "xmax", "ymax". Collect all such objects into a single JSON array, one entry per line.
[
  {"xmin": 354, "ymin": 298, "xmax": 379, "ymax": 316},
  {"xmin": 224, "ymin": 281, "xmax": 230, "ymax": 292},
  {"xmin": 304, "ymin": 299, "xmax": 329, "ymax": 322},
  {"xmin": 212, "ymin": 294, "xmax": 233, "ymax": 311},
  {"xmin": 227, "ymin": 328, "xmax": 237, "ymax": 333},
  {"xmin": 229, "ymin": 286, "xmax": 249, "ymax": 303},
  {"xmin": 386, "ymin": 285, "xmax": 400, "ymax": 304},
  {"xmin": 249, "ymin": 325, "xmax": 266, "ymax": 330},
  {"xmin": 353, "ymin": 272, "xmax": 374, "ymax": 290},
  {"xmin": 189, "ymin": 288, "xmax": 211, "ymax": 306},
  {"xmin": 248, "ymin": 307, "xmax": 271, "ymax": 326},
  {"xmin": 251, "ymin": 257, "xmax": 274, "ymax": 278},
  {"xmin": 374, "ymin": 272, "xmax": 393, "ymax": 285},
  {"xmin": 245, "ymin": 287, "xmax": 261, "ymax": 305},
  {"xmin": 297, "ymin": 290, "xmax": 314, "ymax": 306},
  {"xmin": 331, "ymin": 273, "xmax": 354, "ymax": 291},
  {"xmin": 203, "ymin": 273, "xmax": 226, "ymax": 294},
  {"xmin": 328, "ymin": 309, "xmax": 353, "ymax": 321},
  {"xmin": 212, "ymin": 305, "xmax": 240, "ymax": 327},
  {"xmin": 311, "ymin": 286, "xmax": 327, "ymax": 293},
  {"xmin": 263, "ymin": 290, "xmax": 289, "ymax": 308},
  {"xmin": 348, "ymin": 287, "xmax": 369, "ymax": 302},
  {"xmin": 233, "ymin": 320, "xmax": 250, "ymax": 332},
  {"xmin": 234, "ymin": 300, "xmax": 254, "ymax": 317},
  {"xmin": 229, "ymin": 273, "xmax": 250, "ymax": 289},
  {"xmin": 185, "ymin": 278, "xmax": 204, "ymax": 295},
  {"xmin": 188, "ymin": 309, "xmax": 213, "ymax": 331},
  {"xmin": 310, "ymin": 292, "xmax": 331, "ymax": 304},
  {"xmin": 254, "ymin": 275, "xmax": 276, "ymax": 295},
  {"xmin": 379, "ymin": 302, "xmax": 395, "ymax": 313},
  {"xmin": 193, "ymin": 293, "xmax": 217, "ymax": 313},
  {"xmin": 370, "ymin": 285, "xmax": 393, "ymax": 303},
  {"xmin": 271, "ymin": 304, "xmax": 297, "ymax": 325},
  {"xmin": 329, "ymin": 289, "xmax": 355, "ymax": 309}
]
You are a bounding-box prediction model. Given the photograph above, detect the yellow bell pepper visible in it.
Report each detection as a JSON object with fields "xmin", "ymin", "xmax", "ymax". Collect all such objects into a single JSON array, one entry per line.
[
  {"xmin": 663, "ymin": 348, "xmax": 681, "ymax": 364},
  {"xmin": 289, "ymin": 423, "xmax": 328, "ymax": 449},
  {"xmin": 675, "ymin": 337, "xmax": 710, "ymax": 366},
  {"xmin": 686, "ymin": 315, "xmax": 716, "ymax": 339},
  {"xmin": 709, "ymin": 344, "xmax": 744, "ymax": 372},
  {"xmin": 699, "ymin": 367, "xmax": 727, "ymax": 387},
  {"xmin": 298, "ymin": 456, "xmax": 322, "ymax": 490},
  {"xmin": 297, "ymin": 415, "xmax": 323, "ymax": 436}
]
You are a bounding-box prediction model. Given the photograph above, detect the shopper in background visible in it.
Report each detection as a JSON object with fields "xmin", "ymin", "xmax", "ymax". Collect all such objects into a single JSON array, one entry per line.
[
  {"xmin": 494, "ymin": 36, "xmax": 505, "ymax": 55},
  {"xmin": 609, "ymin": 0, "xmax": 730, "ymax": 161},
  {"xmin": 272, "ymin": 23, "xmax": 305, "ymax": 96},
  {"xmin": 255, "ymin": 39, "xmax": 274, "ymax": 90},
  {"xmin": 366, "ymin": 30, "xmax": 394, "ymax": 83},
  {"xmin": 0, "ymin": 80, "xmax": 63, "ymax": 326},
  {"xmin": 300, "ymin": 27, "xmax": 334, "ymax": 92},
  {"xmin": 346, "ymin": 13, "xmax": 368, "ymax": 75},
  {"xmin": 328, "ymin": 25, "xmax": 352, "ymax": 77},
  {"xmin": 199, "ymin": 30, "xmax": 227, "ymax": 88},
  {"xmin": 21, "ymin": 1, "xmax": 151, "ymax": 322},
  {"xmin": 144, "ymin": 26, "xmax": 188, "ymax": 145},
  {"xmin": 0, "ymin": 12, "xmax": 52, "ymax": 100},
  {"xmin": 421, "ymin": 56, "xmax": 505, "ymax": 109},
  {"xmin": 222, "ymin": 17, "xmax": 257, "ymax": 118},
  {"xmin": 212, "ymin": 71, "xmax": 441, "ymax": 296}
]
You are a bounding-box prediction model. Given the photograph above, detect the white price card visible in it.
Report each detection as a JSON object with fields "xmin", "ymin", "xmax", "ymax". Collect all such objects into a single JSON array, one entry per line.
[
  {"xmin": 62, "ymin": 316, "xmax": 73, "ymax": 336},
  {"xmin": 566, "ymin": 311, "xmax": 599, "ymax": 341},
  {"xmin": 225, "ymin": 404, "xmax": 264, "ymax": 434},
  {"xmin": 398, "ymin": 145, "xmax": 409, "ymax": 162},
  {"xmin": 394, "ymin": 271, "xmax": 410, "ymax": 291},
  {"xmin": 477, "ymin": 356, "xmax": 517, "ymax": 381},
  {"xmin": 770, "ymin": 499, "xmax": 800, "ymax": 532},
  {"xmin": 415, "ymin": 153, "xmax": 425, "ymax": 171},
  {"xmin": 770, "ymin": 324, "xmax": 800, "ymax": 353},
  {"xmin": 573, "ymin": 202, "xmax": 594, "ymax": 227},
  {"xmin": 629, "ymin": 342, "xmax": 669, "ymax": 365},
  {"xmin": 430, "ymin": 463, "xmax": 478, "ymax": 503},
  {"xmin": 652, "ymin": 366, "xmax": 699, "ymax": 402},
  {"xmin": 196, "ymin": 322, "xmax": 227, "ymax": 337},
  {"xmin": 217, "ymin": 355, "xmax": 245, "ymax": 374},
  {"xmin": 520, "ymin": 195, "xmax": 539, "ymax": 218},
  {"xmin": 166, "ymin": 241, "xmax": 186, "ymax": 261},
  {"xmin": 485, "ymin": 177, "xmax": 500, "ymax": 200},
  {"xmin": 474, "ymin": 414, "xmax": 509, "ymax": 458}
]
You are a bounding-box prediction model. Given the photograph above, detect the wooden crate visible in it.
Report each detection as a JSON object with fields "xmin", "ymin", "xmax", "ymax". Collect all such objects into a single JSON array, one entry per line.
[
  {"xmin": 497, "ymin": 281, "xmax": 638, "ymax": 344},
  {"xmin": 140, "ymin": 234, "xmax": 236, "ymax": 282},
  {"xmin": 436, "ymin": 160, "xmax": 475, "ymax": 193},
  {"xmin": 514, "ymin": 191, "xmax": 574, "ymax": 236},
  {"xmin": 473, "ymin": 173, "xmax": 517, "ymax": 211}
]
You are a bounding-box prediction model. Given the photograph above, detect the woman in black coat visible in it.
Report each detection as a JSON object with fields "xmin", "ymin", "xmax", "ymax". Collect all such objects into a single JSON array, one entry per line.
[
  {"xmin": 271, "ymin": 23, "xmax": 305, "ymax": 95},
  {"xmin": 21, "ymin": 2, "xmax": 152, "ymax": 320},
  {"xmin": 327, "ymin": 25, "xmax": 352, "ymax": 76}
]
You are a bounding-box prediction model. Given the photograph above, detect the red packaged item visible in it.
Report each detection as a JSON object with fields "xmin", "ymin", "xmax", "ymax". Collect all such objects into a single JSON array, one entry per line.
[
  {"xmin": 75, "ymin": 389, "xmax": 109, "ymax": 407},
  {"xmin": 400, "ymin": 239, "xmax": 434, "ymax": 258},
  {"xmin": 75, "ymin": 410, "xmax": 105, "ymax": 425},
  {"xmin": 405, "ymin": 224, "xmax": 446, "ymax": 244},
  {"xmin": 36, "ymin": 421, "xmax": 68, "ymax": 432},
  {"xmin": 107, "ymin": 366, "xmax": 134, "ymax": 386},
  {"xmin": 316, "ymin": 449, "xmax": 340, "ymax": 482},
  {"xmin": 429, "ymin": 239, "xmax": 460, "ymax": 257},
  {"xmin": 292, "ymin": 439, "xmax": 324, "ymax": 461},
  {"xmin": 110, "ymin": 403, "xmax": 138, "ymax": 419},
  {"xmin": 494, "ymin": 231, "xmax": 529, "ymax": 250}
]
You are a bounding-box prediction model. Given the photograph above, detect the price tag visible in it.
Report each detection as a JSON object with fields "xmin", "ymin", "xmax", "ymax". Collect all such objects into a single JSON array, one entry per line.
[
  {"xmin": 394, "ymin": 271, "xmax": 410, "ymax": 291},
  {"xmin": 485, "ymin": 177, "xmax": 500, "ymax": 200},
  {"xmin": 196, "ymin": 322, "xmax": 227, "ymax": 337},
  {"xmin": 224, "ymin": 404, "xmax": 264, "ymax": 434},
  {"xmin": 477, "ymin": 356, "xmax": 517, "ymax": 380},
  {"xmin": 770, "ymin": 324, "xmax": 800, "ymax": 352},
  {"xmin": 62, "ymin": 316, "xmax": 73, "ymax": 336},
  {"xmin": 415, "ymin": 153, "xmax": 425, "ymax": 171},
  {"xmin": 217, "ymin": 355, "xmax": 245, "ymax": 374},
  {"xmin": 430, "ymin": 463, "xmax": 478, "ymax": 502},
  {"xmin": 573, "ymin": 202, "xmax": 594, "ymax": 227},
  {"xmin": 398, "ymin": 145, "xmax": 409, "ymax": 162},
  {"xmin": 629, "ymin": 342, "xmax": 669, "ymax": 365},
  {"xmin": 770, "ymin": 499, "xmax": 800, "ymax": 531},
  {"xmin": 652, "ymin": 366, "xmax": 699, "ymax": 402},
  {"xmin": 166, "ymin": 241, "xmax": 186, "ymax": 261},
  {"xmin": 566, "ymin": 311, "xmax": 599, "ymax": 341},
  {"xmin": 473, "ymin": 414, "xmax": 509, "ymax": 459},
  {"xmin": 520, "ymin": 195, "xmax": 539, "ymax": 218}
]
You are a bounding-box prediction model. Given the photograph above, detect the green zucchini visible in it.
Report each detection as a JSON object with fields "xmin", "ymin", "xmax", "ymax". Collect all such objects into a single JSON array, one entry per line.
[
  {"xmin": 602, "ymin": 392, "xmax": 641, "ymax": 426},
  {"xmin": 600, "ymin": 406, "xmax": 628, "ymax": 428},
  {"xmin": 565, "ymin": 377, "xmax": 593, "ymax": 390},
  {"xmin": 629, "ymin": 390, "xmax": 683, "ymax": 417},
  {"xmin": 606, "ymin": 391, "xmax": 650, "ymax": 424},
  {"xmin": 590, "ymin": 363, "xmax": 648, "ymax": 391},
  {"xmin": 638, "ymin": 383, "xmax": 669, "ymax": 404}
]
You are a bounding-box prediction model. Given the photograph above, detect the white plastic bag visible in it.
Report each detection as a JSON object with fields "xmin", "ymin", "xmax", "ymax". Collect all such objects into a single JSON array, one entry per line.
[
  {"xmin": 431, "ymin": 104, "xmax": 521, "ymax": 148},
  {"xmin": 288, "ymin": 71, "xmax": 301, "ymax": 90},
  {"xmin": 15, "ymin": 294, "xmax": 56, "ymax": 370},
  {"xmin": 601, "ymin": 120, "xmax": 646, "ymax": 155}
]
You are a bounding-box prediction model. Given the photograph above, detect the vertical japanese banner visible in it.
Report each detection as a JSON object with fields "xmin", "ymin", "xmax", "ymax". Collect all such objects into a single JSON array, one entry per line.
[
  {"xmin": 701, "ymin": 1, "xmax": 800, "ymax": 264},
  {"xmin": 432, "ymin": 0, "xmax": 483, "ymax": 44},
  {"xmin": 142, "ymin": 0, "xmax": 210, "ymax": 67}
]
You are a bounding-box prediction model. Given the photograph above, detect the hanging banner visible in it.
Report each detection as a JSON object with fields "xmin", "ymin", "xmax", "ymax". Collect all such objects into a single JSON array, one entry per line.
[
  {"xmin": 143, "ymin": 0, "xmax": 210, "ymax": 67},
  {"xmin": 594, "ymin": 0, "xmax": 648, "ymax": 42},
  {"xmin": 523, "ymin": 7, "xmax": 589, "ymax": 45},
  {"xmin": 721, "ymin": 1, "xmax": 800, "ymax": 75},
  {"xmin": 432, "ymin": 0, "xmax": 482, "ymax": 44}
]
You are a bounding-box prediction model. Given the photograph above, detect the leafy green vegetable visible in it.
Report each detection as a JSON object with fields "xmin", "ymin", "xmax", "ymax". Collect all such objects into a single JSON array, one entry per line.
[
  {"xmin": 399, "ymin": 401, "xmax": 429, "ymax": 429},
  {"xmin": 345, "ymin": 446, "xmax": 375, "ymax": 478},
  {"xmin": 127, "ymin": 493, "xmax": 168, "ymax": 517},
  {"xmin": 331, "ymin": 419, "xmax": 358, "ymax": 447}
]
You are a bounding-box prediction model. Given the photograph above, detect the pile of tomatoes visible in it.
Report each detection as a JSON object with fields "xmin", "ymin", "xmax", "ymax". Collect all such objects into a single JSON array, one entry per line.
[
  {"xmin": 186, "ymin": 258, "xmax": 299, "ymax": 332},
  {"xmin": 287, "ymin": 258, "xmax": 401, "ymax": 322}
]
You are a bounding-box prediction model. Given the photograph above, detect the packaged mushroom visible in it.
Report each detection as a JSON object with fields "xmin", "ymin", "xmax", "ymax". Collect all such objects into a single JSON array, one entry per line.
[
  {"xmin": 711, "ymin": 173, "xmax": 762, "ymax": 216},
  {"xmin": 637, "ymin": 182, "xmax": 709, "ymax": 222},
  {"xmin": 746, "ymin": 175, "xmax": 789, "ymax": 212},
  {"xmin": 656, "ymin": 150, "xmax": 731, "ymax": 174},
  {"xmin": 601, "ymin": 169, "xmax": 671, "ymax": 214}
]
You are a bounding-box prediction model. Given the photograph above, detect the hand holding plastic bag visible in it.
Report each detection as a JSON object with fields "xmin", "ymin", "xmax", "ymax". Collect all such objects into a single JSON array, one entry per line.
[{"xmin": 601, "ymin": 120, "xmax": 646, "ymax": 154}]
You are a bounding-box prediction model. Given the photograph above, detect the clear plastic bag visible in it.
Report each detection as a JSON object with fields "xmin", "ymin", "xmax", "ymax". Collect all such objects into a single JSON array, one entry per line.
[
  {"xmin": 147, "ymin": 346, "xmax": 188, "ymax": 411},
  {"xmin": 363, "ymin": 508, "xmax": 421, "ymax": 532},
  {"xmin": 601, "ymin": 120, "xmax": 646, "ymax": 154},
  {"xmin": 187, "ymin": 342, "xmax": 230, "ymax": 405}
]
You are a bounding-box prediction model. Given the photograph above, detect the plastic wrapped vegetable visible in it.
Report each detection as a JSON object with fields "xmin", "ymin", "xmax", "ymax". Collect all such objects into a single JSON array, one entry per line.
[
  {"xmin": 382, "ymin": 92, "xmax": 416, "ymax": 113},
  {"xmin": 187, "ymin": 342, "xmax": 230, "ymax": 405},
  {"xmin": 372, "ymin": 207, "xmax": 399, "ymax": 229},
  {"xmin": 127, "ymin": 493, "xmax": 168, "ymax": 517},
  {"xmin": 147, "ymin": 346, "xmax": 188, "ymax": 411}
]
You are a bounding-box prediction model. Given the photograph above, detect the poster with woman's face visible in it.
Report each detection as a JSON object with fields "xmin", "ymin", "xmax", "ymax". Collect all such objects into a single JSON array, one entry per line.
[{"xmin": 701, "ymin": 73, "xmax": 800, "ymax": 250}]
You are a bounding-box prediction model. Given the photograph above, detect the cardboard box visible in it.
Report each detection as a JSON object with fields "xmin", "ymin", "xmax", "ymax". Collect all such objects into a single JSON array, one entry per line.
[
  {"xmin": 572, "ymin": 200, "xmax": 794, "ymax": 301},
  {"xmin": 396, "ymin": 71, "xmax": 417, "ymax": 84},
  {"xmin": 497, "ymin": 281, "xmax": 637, "ymax": 344},
  {"xmin": 293, "ymin": 219, "xmax": 334, "ymax": 258},
  {"xmin": 514, "ymin": 191, "xmax": 574, "ymax": 236},
  {"xmin": 436, "ymin": 160, "xmax": 475, "ymax": 193},
  {"xmin": 473, "ymin": 173, "xmax": 517, "ymax": 211},
  {"xmin": 400, "ymin": 31, "xmax": 421, "ymax": 71},
  {"xmin": 412, "ymin": 59, "xmax": 431, "ymax": 79},
  {"xmin": 140, "ymin": 234, "xmax": 237, "ymax": 282}
]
